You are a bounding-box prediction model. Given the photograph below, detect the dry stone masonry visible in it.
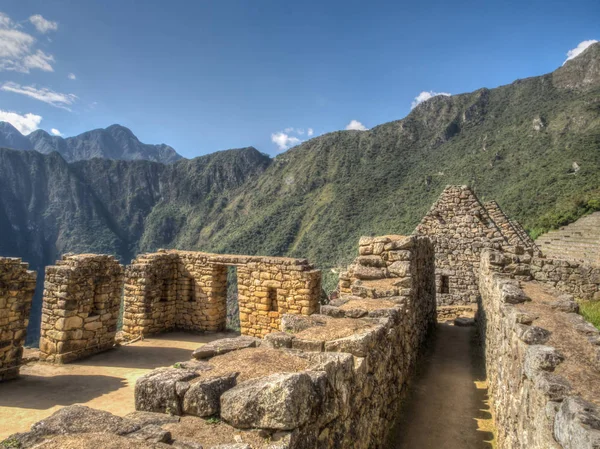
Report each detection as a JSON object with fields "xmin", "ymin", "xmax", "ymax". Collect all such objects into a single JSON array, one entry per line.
[
  {"xmin": 39, "ymin": 254, "xmax": 124, "ymax": 363},
  {"xmin": 122, "ymin": 250, "xmax": 321, "ymax": 339},
  {"xmin": 478, "ymin": 245, "xmax": 600, "ymax": 449},
  {"xmin": 0, "ymin": 257, "xmax": 36, "ymax": 381}
]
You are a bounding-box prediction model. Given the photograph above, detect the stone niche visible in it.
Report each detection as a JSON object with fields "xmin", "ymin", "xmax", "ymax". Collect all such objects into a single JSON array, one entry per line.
[
  {"xmin": 0, "ymin": 257, "xmax": 36, "ymax": 381},
  {"xmin": 122, "ymin": 250, "xmax": 321, "ymax": 339},
  {"xmin": 39, "ymin": 254, "xmax": 124, "ymax": 363}
]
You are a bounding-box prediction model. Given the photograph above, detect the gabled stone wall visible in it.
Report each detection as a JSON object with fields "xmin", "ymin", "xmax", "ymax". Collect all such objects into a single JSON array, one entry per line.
[
  {"xmin": 413, "ymin": 185, "xmax": 507, "ymax": 305},
  {"xmin": 0, "ymin": 258, "xmax": 36, "ymax": 381},
  {"xmin": 484, "ymin": 200, "xmax": 536, "ymax": 249},
  {"xmin": 39, "ymin": 254, "xmax": 124, "ymax": 363},
  {"xmin": 122, "ymin": 250, "xmax": 321, "ymax": 339}
]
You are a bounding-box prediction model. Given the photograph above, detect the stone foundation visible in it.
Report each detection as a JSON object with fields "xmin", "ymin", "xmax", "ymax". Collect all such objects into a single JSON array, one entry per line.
[
  {"xmin": 122, "ymin": 250, "xmax": 321, "ymax": 339},
  {"xmin": 530, "ymin": 256, "xmax": 600, "ymax": 301},
  {"xmin": 39, "ymin": 254, "xmax": 124, "ymax": 363},
  {"xmin": 0, "ymin": 258, "xmax": 36, "ymax": 381}
]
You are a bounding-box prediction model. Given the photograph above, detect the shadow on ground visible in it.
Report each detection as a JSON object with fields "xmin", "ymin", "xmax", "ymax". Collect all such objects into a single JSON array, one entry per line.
[{"xmin": 0, "ymin": 374, "xmax": 126, "ymax": 410}]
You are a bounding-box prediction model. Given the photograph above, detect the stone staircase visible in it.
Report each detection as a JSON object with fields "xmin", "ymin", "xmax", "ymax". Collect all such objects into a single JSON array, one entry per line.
[{"xmin": 535, "ymin": 212, "xmax": 600, "ymax": 266}]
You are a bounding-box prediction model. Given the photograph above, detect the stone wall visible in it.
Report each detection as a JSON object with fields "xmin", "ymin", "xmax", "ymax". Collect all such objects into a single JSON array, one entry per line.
[
  {"xmin": 530, "ymin": 256, "xmax": 600, "ymax": 301},
  {"xmin": 484, "ymin": 200, "xmax": 537, "ymax": 249},
  {"xmin": 413, "ymin": 185, "xmax": 507, "ymax": 305},
  {"xmin": 125, "ymin": 235, "xmax": 436, "ymax": 449},
  {"xmin": 478, "ymin": 247, "xmax": 600, "ymax": 449},
  {"xmin": 0, "ymin": 258, "xmax": 36, "ymax": 381},
  {"xmin": 39, "ymin": 254, "xmax": 124, "ymax": 363},
  {"xmin": 122, "ymin": 250, "xmax": 321, "ymax": 339}
]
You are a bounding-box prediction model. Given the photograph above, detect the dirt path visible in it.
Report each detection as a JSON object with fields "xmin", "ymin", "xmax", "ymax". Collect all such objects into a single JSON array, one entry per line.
[
  {"xmin": 0, "ymin": 331, "xmax": 235, "ymax": 439},
  {"xmin": 387, "ymin": 323, "xmax": 495, "ymax": 449}
]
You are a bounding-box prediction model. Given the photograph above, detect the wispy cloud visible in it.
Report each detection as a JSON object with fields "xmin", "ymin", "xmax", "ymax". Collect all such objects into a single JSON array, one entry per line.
[
  {"xmin": 0, "ymin": 12, "xmax": 55, "ymax": 73},
  {"xmin": 411, "ymin": 91, "xmax": 451, "ymax": 109},
  {"xmin": 271, "ymin": 132, "xmax": 302, "ymax": 151},
  {"xmin": 50, "ymin": 128, "xmax": 62, "ymax": 136},
  {"xmin": 1, "ymin": 82, "xmax": 77, "ymax": 111},
  {"xmin": 345, "ymin": 120, "xmax": 368, "ymax": 131},
  {"xmin": 563, "ymin": 40, "xmax": 598, "ymax": 65},
  {"xmin": 29, "ymin": 14, "xmax": 58, "ymax": 34},
  {"xmin": 307, "ymin": 128, "xmax": 314, "ymax": 137},
  {"xmin": 67, "ymin": 73, "xmax": 76, "ymax": 80},
  {"xmin": 0, "ymin": 110, "xmax": 42, "ymax": 134}
]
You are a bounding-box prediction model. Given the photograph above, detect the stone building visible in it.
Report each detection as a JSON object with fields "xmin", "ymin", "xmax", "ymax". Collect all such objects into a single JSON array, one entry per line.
[
  {"xmin": 0, "ymin": 257, "xmax": 36, "ymax": 381},
  {"xmin": 122, "ymin": 250, "xmax": 321, "ymax": 339},
  {"xmin": 39, "ymin": 254, "xmax": 124, "ymax": 363},
  {"xmin": 413, "ymin": 185, "xmax": 533, "ymax": 305}
]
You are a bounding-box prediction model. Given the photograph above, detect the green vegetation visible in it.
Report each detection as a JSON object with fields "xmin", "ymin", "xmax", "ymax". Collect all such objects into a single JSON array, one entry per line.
[
  {"xmin": 205, "ymin": 416, "xmax": 221, "ymax": 424},
  {"xmin": 580, "ymin": 301, "xmax": 600, "ymax": 330}
]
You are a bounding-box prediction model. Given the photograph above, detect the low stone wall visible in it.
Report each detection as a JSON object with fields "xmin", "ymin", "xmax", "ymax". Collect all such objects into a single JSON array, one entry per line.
[
  {"xmin": 530, "ymin": 256, "xmax": 600, "ymax": 301},
  {"xmin": 39, "ymin": 254, "xmax": 124, "ymax": 363},
  {"xmin": 478, "ymin": 248, "xmax": 600, "ymax": 449},
  {"xmin": 122, "ymin": 250, "xmax": 321, "ymax": 339},
  {"xmin": 0, "ymin": 258, "xmax": 36, "ymax": 381}
]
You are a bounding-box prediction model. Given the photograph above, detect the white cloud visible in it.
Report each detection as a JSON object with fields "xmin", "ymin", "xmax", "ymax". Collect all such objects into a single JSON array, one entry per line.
[
  {"xmin": 345, "ymin": 120, "xmax": 368, "ymax": 131},
  {"xmin": 50, "ymin": 128, "xmax": 62, "ymax": 136},
  {"xmin": 563, "ymin": 40, "xmax": 598, "ymax": 65},
  {"xmin": 67, "ymin": 73, "xmax": 76, "ymax": 80},
  {"xmin": 0, "ymin": 110, "xmax": 42, "ymax": 134},
  {"xmin": 271, "ymin": 132, "xmax": 302, "ymax": 151},
  {"xmin": 0, "ymin": 12, "xmax": 55, "ymax": 73},
  {"xmin": 1, "ymin": 82, "xmax": 77, "ymax": 111},
  {"xmin": 29, "ymin": 14, "xmax": 58, "ymax": 34},
  {"xmin": 410, "ymin": 91, "xmax": 451, "ymax": 109},
  {"xmin": 307, "ymin": 128, "xmax": 314, "ymax": 136}
]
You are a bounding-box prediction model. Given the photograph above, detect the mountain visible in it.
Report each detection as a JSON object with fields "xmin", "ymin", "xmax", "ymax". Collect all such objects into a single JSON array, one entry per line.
[
  {"xmin": 1, "ymin": 42, "xmax": 600, "ymax": 343},
  {"xmin": 0, "ymin": 124, "xmax": 184, "ymax": 164}
]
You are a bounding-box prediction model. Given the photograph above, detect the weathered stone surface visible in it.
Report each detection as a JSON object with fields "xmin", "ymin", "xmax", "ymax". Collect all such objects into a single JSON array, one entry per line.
[
  {"xmin": 220, "ymin": 373, "xmax": 318, "ymax": 430},
  {"xmin": 535, "ymin": 372, "xmax": 572, "ymax": 401},
  {"xmin": 30, "ymin": 405, "xmax": 140, "ymax": 436},
  {"xmin": 183, "ymin": 373, "xmax": 237, "ymax": 417},
  {"xmin": 264, "ymin": 332, "xmax": 294, "ymax": 348},
  {"xmin": 524, "ymin": 345, "xmax": 564, "ymax": 379},
  {"xmin": 127, "ymin": 424, "xmax": 172, "ymax": 443},
  {"xmin": 192, "ymin": 337, "xmax": 259, "ymax": 360},
  {"xmin": 516, "ymin": 325, "xmax": 551, "ymax": 345},
  {"xmin": 135, "ymin": 368, "xmax": 199, "ymax": 415},
  {"xmin": 124, "ymin": 410, "xmax": 181, "ymax": 427},
  {"xmin": 0, "ymin": 257, "xmax": 36, "ymax": 381},
  {"xmin": 209, "ymin": 445, "xmax": 251, "ymax": 449},
  {"xmin": 171, "ymin": 438, "xmax": 205, "ymax": 449},
  {"xmin": 554, "ymin": 397, "xmax": 600, "ymax": 449},
  {"xmin": 352, "ymin": 265, "xmax": 387, "ymax": 280}
]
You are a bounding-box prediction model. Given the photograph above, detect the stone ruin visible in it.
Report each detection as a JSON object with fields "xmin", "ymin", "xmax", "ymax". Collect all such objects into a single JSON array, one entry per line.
[
  {"xmin": 4, "ymin": 235, "xmax": 437, "ymax": 449},
  {"xmin": 122, "ymin": 250, "xmax": 321, "ymax": 339},
  {"xmin": 39, "ymin": 254, "xmax": 124, "ymax": 363},
  {"xmin": 413, "ymin": 185, "xmax": 536, "ymax": 306},
  {"xmin": 0, "ymin": 258, "xmax": 36, "ymax": 381}
]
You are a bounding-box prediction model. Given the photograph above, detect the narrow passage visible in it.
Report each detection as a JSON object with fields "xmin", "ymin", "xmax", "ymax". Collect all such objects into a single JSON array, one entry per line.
[{"xmin": 387, "ymin": 323, "xmax": 494, "ymax": 449}]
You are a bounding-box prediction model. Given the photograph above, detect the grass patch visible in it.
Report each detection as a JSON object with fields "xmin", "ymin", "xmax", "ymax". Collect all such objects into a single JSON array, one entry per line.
[{"xmin": 579, "ymin": 301, "xmax": 600, "ymax": 330}]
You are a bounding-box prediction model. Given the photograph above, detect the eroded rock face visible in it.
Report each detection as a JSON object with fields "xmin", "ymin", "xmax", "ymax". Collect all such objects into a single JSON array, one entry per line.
[
  {"xmin": 220, "ymin": 373, "xmax": 318, "ymax": 430},
  {"xmin": 135, "ymin": 368, "xmax": 200, "ymax": 415},
  {"xmin": 183, "ymin": 373, "xmax": 238, "ymax": 417},
  {"xmin": 554, "ymin": 397, "xmax": 600, "ymax": 449},
  {"xmin": 192, "ymin": 336, "xmax": 260, "ymax": 360}
]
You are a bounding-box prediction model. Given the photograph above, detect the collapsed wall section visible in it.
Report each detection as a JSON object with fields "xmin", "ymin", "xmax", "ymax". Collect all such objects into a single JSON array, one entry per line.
[
  {"xmin": 39, "ymin": 254, "xmax": 123, "ymax": 363},
  {"xmin": 478, "ymin": 247, "xmax": 600, "ymax": 449},
  {"xmin": 413, "ymin": 185, "xmax": 506, "ymax": 305},
  {"xmin": 0, "ymin": 258, "xmax": 36, "ymax": 381}
]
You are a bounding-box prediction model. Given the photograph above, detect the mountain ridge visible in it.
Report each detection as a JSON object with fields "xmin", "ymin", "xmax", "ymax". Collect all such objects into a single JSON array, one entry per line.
[{"xmin": 0, "ymin": 123, "xmax": 184, "ymax": 164}]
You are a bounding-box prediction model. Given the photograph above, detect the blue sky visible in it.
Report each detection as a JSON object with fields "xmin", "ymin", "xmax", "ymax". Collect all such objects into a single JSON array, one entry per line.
[{"xmin": 0, "ymin": 0, "xmax": 598, "ymax": 158}]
